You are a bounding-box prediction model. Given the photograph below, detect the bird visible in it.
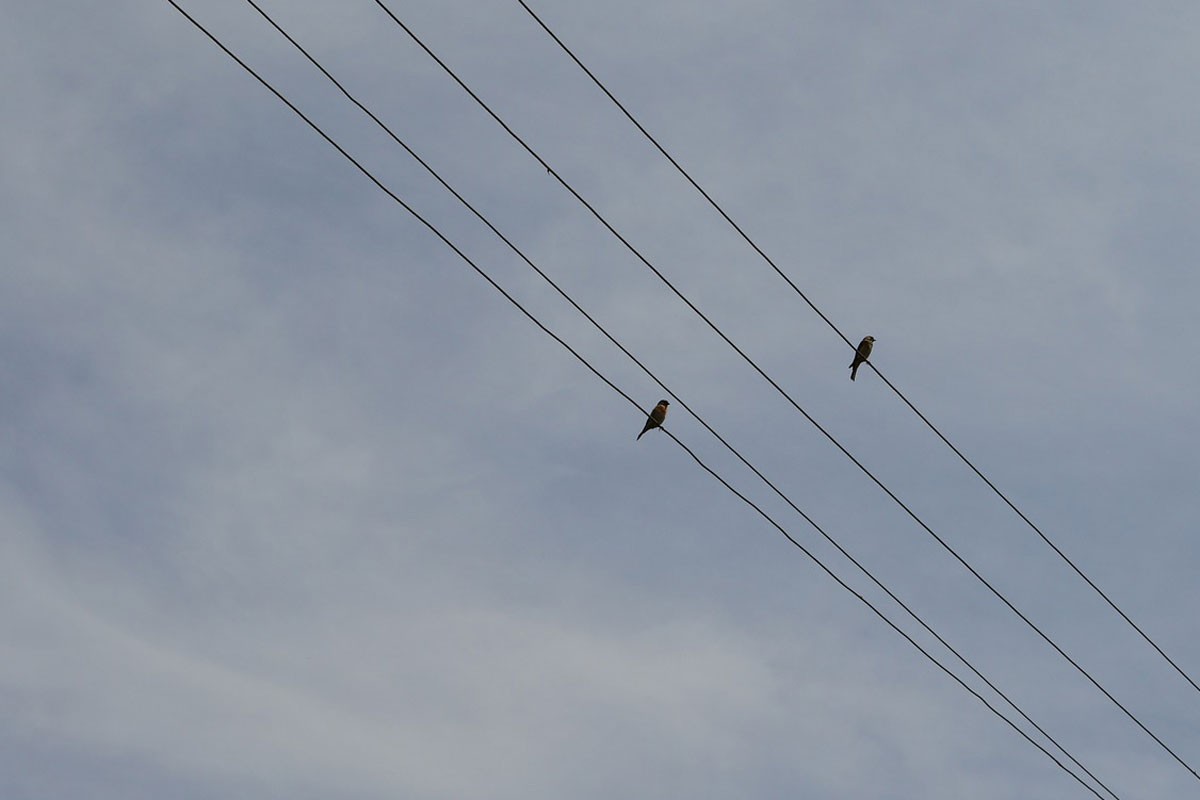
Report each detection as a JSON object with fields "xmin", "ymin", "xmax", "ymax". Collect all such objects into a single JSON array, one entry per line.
[
  {"xmin": 849, "ymin": 335, "xmax": 875, "ymax": 381},
  {"xmin": 637, "ymin": 400, "xmax": 669, "ymax": 440}
]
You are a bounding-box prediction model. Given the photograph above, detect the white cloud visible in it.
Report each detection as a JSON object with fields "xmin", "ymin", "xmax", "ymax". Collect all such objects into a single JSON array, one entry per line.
[{"xmin": 2, "ymin": 1, "xmax": 1198, "ymax": 797}]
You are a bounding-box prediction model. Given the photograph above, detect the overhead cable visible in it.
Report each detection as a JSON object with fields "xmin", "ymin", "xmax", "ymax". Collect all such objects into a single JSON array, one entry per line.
[
  {"xmin": 370, "ymin": 0, "xmax": 1200, "ymax": 781},
  {"xmin": 163, "ymin": 3, "xmax": 1110, "ymax": 794},
  {"xmin": 514, "ymin": 0, "xmax": 1200, "ymax": 701},
  {"xmin": 239, "ymin": 1, "xmax": 1120, "ymax": 794}
]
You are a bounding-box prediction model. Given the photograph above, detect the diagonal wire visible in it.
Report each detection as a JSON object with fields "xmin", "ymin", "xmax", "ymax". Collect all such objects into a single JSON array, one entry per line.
[
  {"xmin": 236, "ymin": 1, "xmax": 1123, "ymax": 794},
  {"xmin": 161, "ymin": 6, "xmax": 1111, "ymax": 793},
  {"xmin": 371, "ymin": 0, "xmax": 1200, "ymax": 782},
  {"xmin": 514, "ymin": 0, "xmax": 1200, "ymax": 700}
]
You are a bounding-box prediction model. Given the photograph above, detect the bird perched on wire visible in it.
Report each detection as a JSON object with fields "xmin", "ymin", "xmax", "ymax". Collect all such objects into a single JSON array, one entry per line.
[
  {"xmin": 849, "ymin": 336, "xmax": 875, "ymax": 381},
  {"xmin": 637, "ymin": 400, "xmax": 669, "ymax": 440}
]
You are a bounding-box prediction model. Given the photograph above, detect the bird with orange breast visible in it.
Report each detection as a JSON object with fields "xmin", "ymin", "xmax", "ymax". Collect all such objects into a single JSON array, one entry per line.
[
  {"xmin": 637, "ymin": 400, "xmax": 669, "ymax": 440},
  {"xmin": 849, "ymin": 336, "xmax": 875, "ymax": 381}
]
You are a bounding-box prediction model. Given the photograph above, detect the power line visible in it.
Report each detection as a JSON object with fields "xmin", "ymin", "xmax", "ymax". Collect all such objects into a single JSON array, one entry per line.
[
  {"xmin": 370, "ymin": 0, "xmax": 1200, "ymax": 782},
  {"xmin": 513, "ymin": 0, "xmax": 1200, "ymax": 701},
  {"xmin": 162, "ymin": 3, "xmax": 1109, "ymax": 795},
  {"xmin": 235, "ymin": 2, "xmax": 1121, "ymax": 795}
]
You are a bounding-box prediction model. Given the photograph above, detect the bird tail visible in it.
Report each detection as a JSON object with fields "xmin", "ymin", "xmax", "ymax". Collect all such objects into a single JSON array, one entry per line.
[
  {"xmin": 637, "ymin": 427, "xmax": 648, "ymax": 440},
  {"xmin": 850, "ymin": 363, "xmax": 859, "ymax": 381}
]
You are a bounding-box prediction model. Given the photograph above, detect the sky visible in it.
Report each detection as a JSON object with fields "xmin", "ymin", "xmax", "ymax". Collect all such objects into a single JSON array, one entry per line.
[{"xmin": 3, "ymin": 1, "xmax": 1199, "ymax": 797}]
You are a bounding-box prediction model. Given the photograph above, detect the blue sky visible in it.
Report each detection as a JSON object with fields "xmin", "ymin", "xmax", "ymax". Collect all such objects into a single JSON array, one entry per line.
[{"xmin": 3, "ymin": 2, "xmax": 1199, "ymax": 797}]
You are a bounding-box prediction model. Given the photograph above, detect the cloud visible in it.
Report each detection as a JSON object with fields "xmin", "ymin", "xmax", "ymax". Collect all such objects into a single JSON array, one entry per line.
[{"xmin": 2, "ymin": 1, "xmax": 1198, "ymax": 798}]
